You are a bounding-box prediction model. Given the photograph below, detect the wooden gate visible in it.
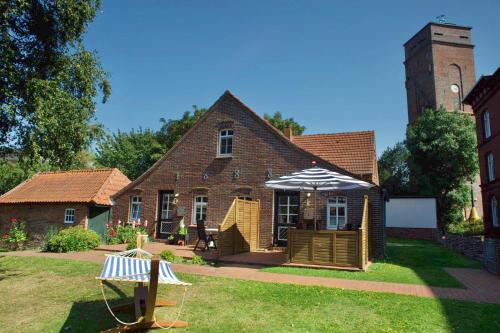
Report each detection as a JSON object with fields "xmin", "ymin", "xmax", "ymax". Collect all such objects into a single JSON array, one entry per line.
[{"xmin": 218, "ymin": 198, "xmax": 260, "ymax": 256}]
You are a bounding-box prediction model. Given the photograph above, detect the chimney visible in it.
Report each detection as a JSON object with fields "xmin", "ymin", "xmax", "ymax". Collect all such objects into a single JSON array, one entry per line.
[{"xmin": 284, "ymin": 127, "xmax": 293, "ymax": 141}]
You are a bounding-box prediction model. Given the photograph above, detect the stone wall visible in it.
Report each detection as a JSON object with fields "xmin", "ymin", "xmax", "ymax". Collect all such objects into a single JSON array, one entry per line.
[
  {"xmin": 386, "ymin": 227, "xmax": 439, "ymax": 242},
  {"xmin": 484, "ymin": 238, "xmax": 500, "ymax": 275},
  {"xmin": 440, "ymin": 232, "xmax": 484, "ymax": 262}
]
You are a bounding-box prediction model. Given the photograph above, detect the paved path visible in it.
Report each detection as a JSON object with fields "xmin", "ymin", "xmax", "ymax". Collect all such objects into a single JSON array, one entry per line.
[{"xmin": 3, "ymin": 250, "xmax": 500, "ymax": 304}]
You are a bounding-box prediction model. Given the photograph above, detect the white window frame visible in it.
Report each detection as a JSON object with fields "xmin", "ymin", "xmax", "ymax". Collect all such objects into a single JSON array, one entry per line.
[
  {"xmin": 484, "ymin": 111, "xmax": 491, "ymax": 139},
  {"xmin": 326, "ymin": 197, "xmax": 347, "ymax": 230},
  {"xmin": 161, "ymin": 193, "xmax": 174, "ymax": 220},
  {"xmin": 64, "ymin": 208, "xmax": 75, "ymax": 224},
  {"xmin": 130, "ymin": 195, "xmax": 142, "ymax": 221},
  {"xmin": 278, "ymin": 195, "xmax": 299, "ymax": 225},
  {"xmin": 487, "ymin": 153, "xmax": 495, "ymax": 182},
  {"xmin": 492, "ymin": 197, "xmax": 499, "ymax": 228},
  {"xmin": 217, "ymin": 129, "xmax": 233, "ymax": 157},
  {"xmin": 192, "ymin": 195, "xmax": 208, "ymax": 225}
]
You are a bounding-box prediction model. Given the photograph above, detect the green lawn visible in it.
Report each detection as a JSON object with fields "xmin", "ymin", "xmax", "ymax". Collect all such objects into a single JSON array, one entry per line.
[
  {"xmin": 1, "ymin": 256, "xmax": 499, "ymax": 332},
  {"xmin": 261, "ymin": 237, "xmax": 482, "ymax": 288}
]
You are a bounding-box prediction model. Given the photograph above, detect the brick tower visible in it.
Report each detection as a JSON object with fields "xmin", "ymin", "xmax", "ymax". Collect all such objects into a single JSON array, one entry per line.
[
  {"xmin": 404, "ymin": 22, "xmax": 476, "ymax": 123},
  {"xmin": 404, "ymin": 22, "xmax": 482, "ymax": 217}
]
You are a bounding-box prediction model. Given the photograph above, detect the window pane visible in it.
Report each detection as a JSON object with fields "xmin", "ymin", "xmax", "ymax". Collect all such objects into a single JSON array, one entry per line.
[
  {"xmin": 279, "ymin": 206, "xmax": 288, "ymax": 215},
  {"xmin": 289, "ymin": 196, "xmax": 299, "ymax": 205},
  {"xmin": 338, "ymin": 207, "xmax": 346, "ymax": 217},
  {"xmin": 330, "ymin": 206, "xmax": 337, "ymax": 216},
  {"xmin": 337, "ymin": 197, "xmax": 346, "ymax": 203},
  {"xmin": 279, "ymin": 196, "xmax": 288, "ymax": 205},
  {"xmin": 338, "ymin": 217, "xmax": 346, "ymax": 228},
  {"xmin": 289, "ymin": 205, "xmax": 299, "ymax": 215}
]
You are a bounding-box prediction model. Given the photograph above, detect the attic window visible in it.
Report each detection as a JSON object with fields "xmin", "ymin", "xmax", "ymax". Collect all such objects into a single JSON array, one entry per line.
[
  {"xmin": 460, "ymin": 35, "xmax": 469, "ymax": 39},
  {"xmin": 218, "ymin": 129, "xmax": 233, "ymax": 157},
  {"xmin": 434, "ymin": 32, "xmax": 444, "ymax": 36}
]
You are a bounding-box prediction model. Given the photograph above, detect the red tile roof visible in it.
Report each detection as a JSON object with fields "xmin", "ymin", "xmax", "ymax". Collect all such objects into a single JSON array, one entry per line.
[
  {"xmin": 0, "ymin": 169, "xmax": 130, "ymax": 205},
  {"xmin": 292, "ymin": 131, "xmax": 378, "ymax": 184}
]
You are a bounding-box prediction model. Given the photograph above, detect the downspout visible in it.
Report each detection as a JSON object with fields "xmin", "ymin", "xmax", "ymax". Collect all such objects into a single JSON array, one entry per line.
[{"xmin": 381, "ymin": 188, "xmax": 389, "ymax": 259}]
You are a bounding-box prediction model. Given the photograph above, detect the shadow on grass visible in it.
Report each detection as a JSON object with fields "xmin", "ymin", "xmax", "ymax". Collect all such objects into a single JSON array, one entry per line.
[{"xmin": 59, "ymin": 282, "xmax": 134, "ymax": 333}]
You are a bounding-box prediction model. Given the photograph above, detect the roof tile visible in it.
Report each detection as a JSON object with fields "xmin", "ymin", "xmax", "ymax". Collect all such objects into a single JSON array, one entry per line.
[{"xmin": 0, "ymin": 169, "xmax": 130, "ymax": 205}]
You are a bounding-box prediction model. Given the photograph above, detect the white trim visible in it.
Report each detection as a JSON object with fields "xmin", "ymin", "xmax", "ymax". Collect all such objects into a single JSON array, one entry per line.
[
  {"xmin": 192, "ymin": 195, "xmax": 208, "ymax": 225},
  {"xmin": 64, "ymin": 208, "xmax": 75, "ymax": 224},
  {"xmin": 217, "ymin": 129, "xmax": 233, "ymax": 158},
  {"xmin": 130, "ymin": 195, "xmax": 142, "ymax": 221},
  {"xmin": 326, "ymin": 196, "xmax": 347, "ymax": 230}
]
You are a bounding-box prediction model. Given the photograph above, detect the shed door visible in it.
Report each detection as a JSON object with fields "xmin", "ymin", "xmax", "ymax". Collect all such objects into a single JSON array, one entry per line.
[
  {"xmin": 274, "ymin": 191, "xmax": 300, "ymax": 247},
  {"xmin": 157, "ymin": 191, "xmax": 174, "ymax": 239},
  {"xmin": 88, "ymin": 206, "xmax": 110, "ymax": 239}
]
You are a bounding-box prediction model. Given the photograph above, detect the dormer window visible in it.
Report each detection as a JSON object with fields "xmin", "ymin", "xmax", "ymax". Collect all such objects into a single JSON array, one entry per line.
[{"xmin": 218, "ymin": 129, "xmax": 233, "ymax": 157}]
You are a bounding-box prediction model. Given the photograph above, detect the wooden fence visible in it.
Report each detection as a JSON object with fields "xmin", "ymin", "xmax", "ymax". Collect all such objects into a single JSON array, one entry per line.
[
  {"xmin": 288, "ymin": 195, "xmax": 370, "ymax": 270},
  {"xmin": 218, "ymin": 198, "xmax": 260, "ymax": 256}
]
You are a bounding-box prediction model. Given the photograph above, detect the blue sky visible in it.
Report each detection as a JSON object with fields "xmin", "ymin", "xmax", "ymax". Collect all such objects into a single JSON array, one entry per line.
[{"xmin": 85, "ymin": 0, "xmax": 500, "ymax": 155}]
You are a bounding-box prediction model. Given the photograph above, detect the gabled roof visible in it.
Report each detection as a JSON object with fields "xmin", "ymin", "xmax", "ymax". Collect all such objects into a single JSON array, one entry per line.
[
  {"xmin": 292, "ymin": 131, "xmax": 377, "ymax": 181},
  {"xmin": 0, "ymin": 168, "xmax": 130, "ymax": 205},
  {"xmin": 113, "ymin": 91, "xmax": 379, "ymax": 198},
  {"xmin": 463, "ymin": 67, "xmax": 500, "ymax": 107}
]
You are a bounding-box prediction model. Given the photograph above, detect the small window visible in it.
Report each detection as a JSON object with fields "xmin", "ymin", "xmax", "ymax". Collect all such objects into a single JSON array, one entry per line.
[
  {"xmin": 327, "ymin": 197, "xmax": 347, "ymax": 230},
  {"xmin": 487, "ymin": 153, "xmax": 495, "ymax": 182},
  {"xmin": 64, "ymin": 209, "xmax": 75, "ymax": 224},
  {"xmin": 218, "ymin": 129, "xmax": 233, "ymax": 157},
  {"xmin": 491, "ymin": 197, "xmax": 499, "ymax": 227},
  {"xmin": 238, "ymin": 196, "xmax": 253, "ymax": 201},
  {"xmin": 130, "ymin": 195, "xmax": 142, "ymax": 221},
  {"xmin": 483, "ymin": 111, "xmax": 491, "ymax": 139},
  {"xmin": 193, "ymin": 195, "xmax": 208, "ymax": 224}
]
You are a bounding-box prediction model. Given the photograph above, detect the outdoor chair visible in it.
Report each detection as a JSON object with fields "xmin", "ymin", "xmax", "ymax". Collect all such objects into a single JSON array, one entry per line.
[{"xmin": 194, "ymin": 219, "xmax": 217, "ymax": 251}]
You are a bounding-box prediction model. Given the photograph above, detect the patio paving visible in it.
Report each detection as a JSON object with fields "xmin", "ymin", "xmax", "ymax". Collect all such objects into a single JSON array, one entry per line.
[{"xmin": 2, "ymin": 249, "xmax": 500, "ymax": 304}]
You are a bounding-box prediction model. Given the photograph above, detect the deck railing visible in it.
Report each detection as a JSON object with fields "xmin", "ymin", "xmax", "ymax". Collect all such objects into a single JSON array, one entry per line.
[{"xmin": 288, "ymin": 195, "xmax": 370, "ymax": 270}]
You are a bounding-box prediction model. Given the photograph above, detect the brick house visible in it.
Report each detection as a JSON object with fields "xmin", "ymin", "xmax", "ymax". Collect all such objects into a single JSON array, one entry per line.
[
  {"xmin": 464, "ymin": 67, "xmax": 500, "ymax": 274},
  {"xmin": 0, "ymin": 169, "xmax": 130, "ymax": 243},
  {"xmin": 112, "ymin": 91, "xmax": 385, "ymax": 258}
]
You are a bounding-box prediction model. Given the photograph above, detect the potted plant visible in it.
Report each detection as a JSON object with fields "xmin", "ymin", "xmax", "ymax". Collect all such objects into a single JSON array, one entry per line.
[{"xmin": 177, "ymin": 224, "xmax": 187, "ymax": 246}]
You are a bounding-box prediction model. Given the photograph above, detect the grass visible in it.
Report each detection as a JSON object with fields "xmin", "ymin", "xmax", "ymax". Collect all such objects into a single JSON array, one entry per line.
[
  {"xmin": 261, "ymin": 237, "xmax": 482, "ymax": 288},
  {"xmin": 0, "ymin": 256, "xmax": 499, "ymax": 332}
]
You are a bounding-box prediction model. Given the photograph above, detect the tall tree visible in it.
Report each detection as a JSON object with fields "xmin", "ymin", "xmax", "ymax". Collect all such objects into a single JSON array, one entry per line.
[
  {"xmin": 378, "ymin": 142, "xmax": 411, "ymax": 195},
  {"xmin": 406, "ymin": 108, "xmax": 479, "ymax": 227},
  {"xmin": 157, "ymin": 106, "xmax": 207, "ymax": 151},
  {"xmin": 96, "ymin": 129, "xmax": 164, "ymax": 180},
  {"xmin": 0, "ymin": 0, "xmax": 110, "ymax": 169},
  {"xmin": 264, "ymin": 112, "xmax": 305, "ymax": 135}
]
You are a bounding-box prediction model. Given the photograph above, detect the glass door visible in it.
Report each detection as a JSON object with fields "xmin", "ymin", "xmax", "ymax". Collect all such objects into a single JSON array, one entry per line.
[
  {"xmin": 274, "ymin": 191, "xmax": 300, "ymax": 246},
  {"xmin": 157, "ymin": 191, "xmax": 174, "ymax": 239}
]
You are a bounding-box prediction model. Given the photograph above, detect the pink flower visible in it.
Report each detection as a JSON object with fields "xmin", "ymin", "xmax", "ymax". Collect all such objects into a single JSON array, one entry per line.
[
  {"xmin": 117, "ymin": 220, "xmax": 122, "ymax": 225},
  {"xmin": 10, "ymin": 217, "xmax": 17, "ymax": 223},
  {"xmin": 144, "ymin": 220, "xmax": 148, "ymax": 227}
]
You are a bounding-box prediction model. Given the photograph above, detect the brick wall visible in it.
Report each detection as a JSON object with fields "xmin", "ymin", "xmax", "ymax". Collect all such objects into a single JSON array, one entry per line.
[
  {"xmin": 112, "ymin": 92, "xmax": 385, "ymax": 258},
  {"xmin": 0, "ymin": 203, "xmax": 88, "ymax": 246}
]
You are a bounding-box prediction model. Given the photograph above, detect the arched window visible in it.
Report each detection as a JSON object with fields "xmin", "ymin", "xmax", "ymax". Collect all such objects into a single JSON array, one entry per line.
[
  {"xmin": 491, "ymin": 196, "xmax": 499, "ymax": 227},
  {"xmin": 487, "ymin": 153, "xmax": 495, "ymax": 182},
  {"xmin": 483, "ymin": 111, "xmax": 491, "ymax": 139}
]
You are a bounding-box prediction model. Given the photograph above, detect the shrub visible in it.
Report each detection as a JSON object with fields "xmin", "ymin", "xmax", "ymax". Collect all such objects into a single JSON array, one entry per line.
[
  {"xmin": 3, "ymin": 217, "xmax": 27, "ymax": 250},
  {"xmin": 106, "ymin": 223, "xmax": 146, "ymax": 245},
  {"xmin": 447, "ymin": 219, "xmax": 484, "ymax": 235},
  {"xmin": 191, "ymin": 255, "xmax": 206, "ymax": 265},
  {"xmin": 41, "ymin": 226, "xmax": 60, "ymax": 252},
  {"xmin": 45, "ymin": 227, "xmax": 101, "ymax": 253},
  {"xmin": 160, "ymin": 249, "xmax": 177, "ymax": 262}
]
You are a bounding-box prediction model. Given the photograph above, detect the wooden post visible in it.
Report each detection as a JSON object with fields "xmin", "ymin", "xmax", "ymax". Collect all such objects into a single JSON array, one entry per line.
[{"xmin": 144, "ymin": 255, "xmax": 160, "ymax": 322}]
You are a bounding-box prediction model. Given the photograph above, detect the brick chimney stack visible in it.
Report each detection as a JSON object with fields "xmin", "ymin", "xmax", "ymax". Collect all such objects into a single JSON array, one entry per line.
[{"xmin": 284, "ymin": 127, "xmax": 293, "ymax": 141}]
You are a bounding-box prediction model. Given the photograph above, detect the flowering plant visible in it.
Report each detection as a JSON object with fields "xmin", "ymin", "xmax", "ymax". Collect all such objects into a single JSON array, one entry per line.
[
  {"xmin": 4, "ymin": 217, "xmax": 27, "ymax": 250},
  {"xmin": 105, "ymin": 220, "xmax": 147, "ymax": 245}
]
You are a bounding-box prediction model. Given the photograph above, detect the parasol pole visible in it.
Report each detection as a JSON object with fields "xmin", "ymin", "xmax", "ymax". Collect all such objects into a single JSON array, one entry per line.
[{"xmin": 314, "ymin": 186, "xmax": 317, "ymax": 231}]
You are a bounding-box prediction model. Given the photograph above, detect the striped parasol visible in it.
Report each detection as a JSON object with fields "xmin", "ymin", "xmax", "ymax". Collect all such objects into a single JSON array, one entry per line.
[
  {"xmin": 265, "ymin": 166, "xmax": 372, "ymax": 191},
  {"xmin": 265, "ymin": 165, "xmax": 373, "ymax": 230}
]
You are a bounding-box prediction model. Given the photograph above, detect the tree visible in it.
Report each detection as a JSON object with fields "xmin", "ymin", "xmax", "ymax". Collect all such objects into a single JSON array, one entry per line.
[
  {"xmin": 1, "ymin": 0, "xmax": 110, "ymax": 170},
  {"xmin": 264, "ymin": 112, "xmax": 305, "ymax": 135},
  {"xmin": 378, "ymin": 142, "xmax": 411, "ymax": 195},
  {"xmin": 406, "ymin": 108, "xmax": 479, "ymax": 227},
  {"xmin": 96, "ymin": 129, "xmax": 164, "ymax": 180},
  {"xmin": 157, "ymin": 106, "xmax": 207, "ymax": 151}
]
